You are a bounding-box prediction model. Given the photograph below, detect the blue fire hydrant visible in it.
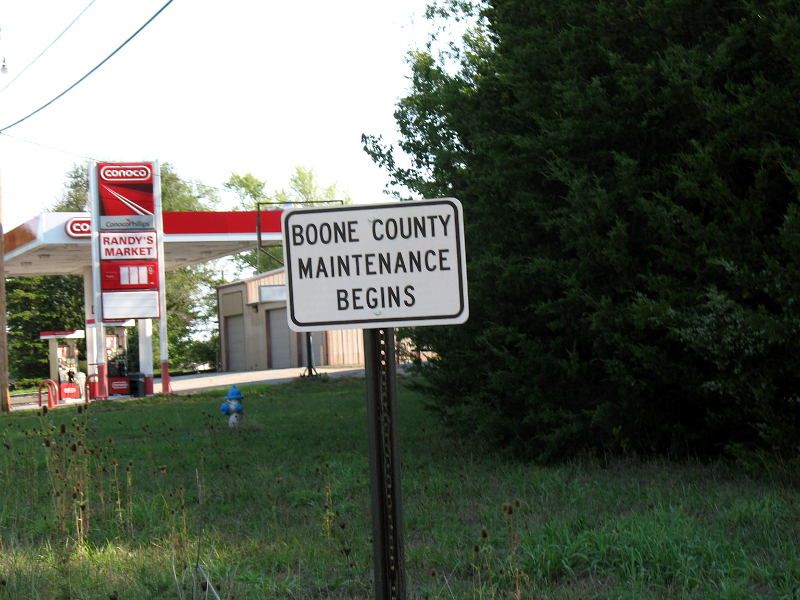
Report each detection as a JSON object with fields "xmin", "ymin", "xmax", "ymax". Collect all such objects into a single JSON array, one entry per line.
[{"xmin": 220, "ymin": 385, "xmax": 244, "ymax": 429}]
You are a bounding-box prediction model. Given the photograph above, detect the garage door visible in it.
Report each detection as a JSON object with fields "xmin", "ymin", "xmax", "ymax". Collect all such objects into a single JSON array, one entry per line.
[
  {"xmin": 225, "ymin": 315, "xmax": 245, "ymax": 371},
  {"xmin": 269, "ymin": 309, "xmax": 291, "ymax": 369}
]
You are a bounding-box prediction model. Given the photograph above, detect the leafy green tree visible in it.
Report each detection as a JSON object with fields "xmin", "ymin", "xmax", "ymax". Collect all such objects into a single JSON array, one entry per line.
[
  {"xmin": 224, "ymin": 166, "xmax": 349, "ymax": 275},
  {"xmin": 6, "ymin": 276, "xmax": 84, "ymax": 378},
  {"xmin": 366, "ymin": 0, "xmax": 800, "ymax": 458},
  {"xmin": 284, "ymin": 166, "xmax": 343, "ymax": 206},
  {"xmin": 224, "ymin": 173, "xmax": 279, "ymax": 274},
  {"xmin": 55, "ymin": 164, "xmax": 89, "ymax": 211},
  {"xmin": 225, "ymin": 173, "xmax": 268, "ymax": 205},
  {"xmin": 159, "ymin": 166, "xmax": 218, "ymax": 212}
]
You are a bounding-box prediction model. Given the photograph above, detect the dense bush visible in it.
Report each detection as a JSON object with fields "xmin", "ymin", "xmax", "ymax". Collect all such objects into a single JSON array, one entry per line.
[
  {"xmin": 9, "ymin": 378, "xmax": 41, "ymax": 392},
  {"xmin": 369, "ymin": 0, "xmax": 800, "ymax": 458}
]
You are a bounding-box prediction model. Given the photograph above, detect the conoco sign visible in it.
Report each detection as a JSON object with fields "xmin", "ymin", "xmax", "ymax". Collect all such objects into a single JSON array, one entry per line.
[
  {"xmin": 66, "ymin": 217, "xmax": 92, "ymax": 238},
  {"xmin": 99, "ymin": 164, "xmax": 152, "ymax": 182},
  {"xmin": 97, "ymin": 162, "xmax": 155, "ymax": 217}
]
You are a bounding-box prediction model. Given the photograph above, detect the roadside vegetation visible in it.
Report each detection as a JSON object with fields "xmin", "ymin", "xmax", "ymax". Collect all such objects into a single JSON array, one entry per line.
[
  {"xmin": 0, "ymin": 376, "xmax": 797, "ymax": 599},
  {"xmin": 368, "ymin": 0, "xmax": 800, "ymax": 460}
]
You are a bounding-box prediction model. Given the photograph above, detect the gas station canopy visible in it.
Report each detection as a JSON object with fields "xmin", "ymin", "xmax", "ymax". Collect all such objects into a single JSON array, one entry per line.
[{"xmin": 4, "ymin": 210, "xmax": 283, "ymax": 276}]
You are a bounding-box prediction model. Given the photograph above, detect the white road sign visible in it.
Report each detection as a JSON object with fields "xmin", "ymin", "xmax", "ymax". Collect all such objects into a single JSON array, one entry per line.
[{"xmin": 282, "ymin": 198, "xmax": 469, "ymax": 331}]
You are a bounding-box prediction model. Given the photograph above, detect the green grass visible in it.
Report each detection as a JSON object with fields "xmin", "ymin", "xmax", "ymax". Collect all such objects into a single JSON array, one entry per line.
[{"xmin": 0, "ymin": 375, "xmax": 798, "ymax": 599}]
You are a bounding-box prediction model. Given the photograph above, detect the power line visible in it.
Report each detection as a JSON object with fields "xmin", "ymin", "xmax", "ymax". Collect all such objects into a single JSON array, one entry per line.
[
  {"xmin": 0, "ymin": 0, "xmax": 177, "ymax": 133},
  {"xmin": 0, "ymin": 131, "xmax": 99, "ymax": 162},
  {"xmin": 0, "ymin": 130, "xmax": 234, "ymax": 197},
  {"xmin": 0, "ymin": 0, "xmax": 99, "ymax": 96}
]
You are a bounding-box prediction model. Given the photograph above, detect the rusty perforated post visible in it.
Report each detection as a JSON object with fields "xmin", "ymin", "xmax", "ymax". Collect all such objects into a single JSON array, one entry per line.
[
  {"xmin": 364, "ymin": 327, "xmax": 407, "ymax": 599},
  {"xmin": 0, "ymin": 189, "xmax": 9, "ymax": 413}
]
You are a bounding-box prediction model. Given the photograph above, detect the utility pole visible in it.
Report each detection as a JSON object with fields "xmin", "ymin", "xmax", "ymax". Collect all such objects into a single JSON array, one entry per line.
[
  {"xmin": 1, "ymin": 184, "xmax": 11, "ymax": 412},
  {"xmin": 0, "ymin": 24, "xmax": 12, "ymax": 411}
]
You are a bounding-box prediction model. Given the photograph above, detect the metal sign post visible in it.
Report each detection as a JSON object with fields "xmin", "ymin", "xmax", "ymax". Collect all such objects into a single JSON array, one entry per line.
[
  {"xmin": 364, "ymin": 327, "xmax": 406, "ymax": 600},
  {"xmin": 281, "ymin": 198, "xmax": 469, "ymax": 598},
  {"xmin": 303, "ymin": 332, "xmax": 318, "ymax": 377}
]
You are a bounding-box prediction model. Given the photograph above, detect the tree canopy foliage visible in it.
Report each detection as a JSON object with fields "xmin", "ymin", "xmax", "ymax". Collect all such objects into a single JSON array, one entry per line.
[
  {"xmin": 224, "ymin": 166, "xmax": 349, "ymax": 276},
  {"xmin": 6, "ymin": 276, "xmax": 84, "ymax": 378},
  {"xmin": 365, "ymin": 0, "xmax": 800, "ymax": 458}
]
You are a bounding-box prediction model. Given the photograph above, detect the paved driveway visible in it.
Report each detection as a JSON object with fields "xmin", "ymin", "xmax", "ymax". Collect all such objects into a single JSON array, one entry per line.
[{"xmin": 155, "ymin": 365, "xmax": 364, "ymax": 395}]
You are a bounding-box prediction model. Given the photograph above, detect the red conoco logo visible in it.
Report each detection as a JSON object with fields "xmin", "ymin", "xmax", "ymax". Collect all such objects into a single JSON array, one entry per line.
[
  {"xmin": 66, "ymin": 217, "xmax": 92, "ymax": 238},
  {"xmin": 99, "ymin": 164, "xmax": 152, "ymax": 182}
]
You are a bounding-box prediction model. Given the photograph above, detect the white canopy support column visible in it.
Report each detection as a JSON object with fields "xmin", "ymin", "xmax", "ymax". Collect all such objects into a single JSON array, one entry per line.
[
  {"xmin": 88, "ymin": 164, "xmax": 107, "ymax": 399},
  {"xmin": 46, "ymin": 338, "xmax": 59, "ymax": 382},
  {"xmin": 83, "ymin": 266, "xmax": 98, "ymax": 380},
  {"xmin": 153, "ymin": 162, "xmax": 171, "ymax": 393},
  {"xmin": 138, "ymin": 318, "xmax": 154, "ymax": 395}
]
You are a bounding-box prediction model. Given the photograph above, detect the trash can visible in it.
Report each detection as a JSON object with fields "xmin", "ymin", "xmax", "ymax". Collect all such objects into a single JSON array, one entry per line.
[{"xmin": 128, "ymin": 373, "xmax": 146, "ymax": 398}]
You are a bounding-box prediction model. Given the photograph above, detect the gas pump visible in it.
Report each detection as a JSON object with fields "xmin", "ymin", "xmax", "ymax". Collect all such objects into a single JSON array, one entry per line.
[
  {"xmin": 39, "ymin": 330, "xmax": 86, "ymax": 401},
  {"xmin": 57, "ymin": 345, "xmax": 82, "ymax": 399},
  {"xmin": 105, "ymin": 327, "xmax": 130, "ymax": 395}
]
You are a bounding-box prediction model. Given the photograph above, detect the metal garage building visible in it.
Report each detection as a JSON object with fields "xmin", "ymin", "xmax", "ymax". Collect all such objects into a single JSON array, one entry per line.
[{"xmin": 217, "ymin": 268, "xmax": 364, "ymax": 372}]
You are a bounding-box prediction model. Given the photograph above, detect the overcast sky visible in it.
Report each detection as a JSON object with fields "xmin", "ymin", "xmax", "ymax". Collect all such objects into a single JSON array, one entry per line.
[{"xmin": 0, "ymin": 0, "xmax": 434, "ymax": 230}]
